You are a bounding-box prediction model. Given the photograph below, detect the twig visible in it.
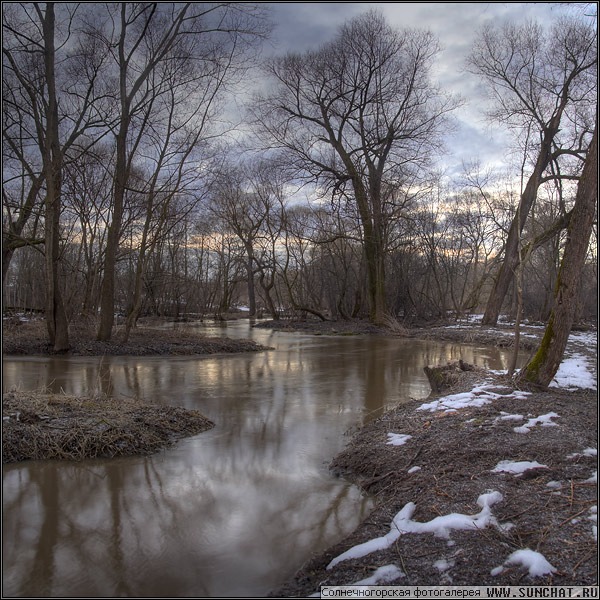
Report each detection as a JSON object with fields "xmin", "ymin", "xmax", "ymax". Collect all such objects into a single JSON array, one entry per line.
[{"xmin": 557, "ymin": 505, "xmax": 595, "ymax": 528}]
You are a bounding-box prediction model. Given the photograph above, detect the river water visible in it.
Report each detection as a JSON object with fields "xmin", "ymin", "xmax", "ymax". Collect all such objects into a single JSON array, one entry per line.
[{"xmin": 2, "ymin": 322, "xmax": 519, "ymax": 597}]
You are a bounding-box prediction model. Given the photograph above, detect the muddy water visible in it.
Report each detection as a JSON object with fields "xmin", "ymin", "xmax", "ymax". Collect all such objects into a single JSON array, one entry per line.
[{"xmin": 2, "ymin": 323, "xmax": 519, "ymax": 597}]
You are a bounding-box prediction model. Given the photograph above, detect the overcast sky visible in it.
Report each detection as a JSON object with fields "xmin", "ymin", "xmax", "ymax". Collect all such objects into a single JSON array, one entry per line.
[{"xmin": 262, "ymin": 2, "xmax": 579, "ymax": 180}]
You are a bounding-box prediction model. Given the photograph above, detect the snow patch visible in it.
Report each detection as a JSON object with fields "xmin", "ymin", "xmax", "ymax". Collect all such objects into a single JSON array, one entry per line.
[
  {"xmin": 513, "ymin": 412, "xmax": 560, "ymax": 434},
  {"xmin": 491, "ymin": 460, "xmax": 548, "ymax": 476},
  {"xmin": 417, "ymin": 385, "xmax": 530, "ymax": 414},
  {"xmin": 387, "ymin": 433, "xmax": 412, "ymax": 446},
  {"xmin": 546, "ymin": 481, "xmax": 562, "ymax": 490},
  {"xmin": 492, "ymin": 548, "xmax": 556, "ymax": 578},
  {"xmin": 327, "ymin": 491, "xmax": 505, "ymax": 570},
  {"xmin": 549, "ymin": 353, "xmax": 597, "ymax": 391},
  {"xmin": 568, "ymin": 447, "xmax": 597, "ymax": 459},
  {"xmin": 352, "ymin": 564, "xmax": 405, "ymax": 586}
]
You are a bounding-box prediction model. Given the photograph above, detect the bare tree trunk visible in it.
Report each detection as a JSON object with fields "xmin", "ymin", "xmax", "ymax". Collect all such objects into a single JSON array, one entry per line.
[
  {"xmin": 482, "ymin": 115, "xmax": 561, "ymax": 326},
  {"xmin": 2, "ymin": 175, "xmax": 44, "ymax": 286},
  {"xmin": 97, "ymin": 103, "xmax": 128, "ymax": 341},
  {"xmin": 245, "ymin": 247, "xmax": 256, "ymax": 318},
  {"xmin": 518, "ymin": 122, "xmax": 597, "ymax": 386},
  {"xmin": 42, "ymin": 4, "xmax": 69, "ymax": 352},
  {"xmin": 353, "ymin": 177, "xmax": 388, "ymax": 325}
]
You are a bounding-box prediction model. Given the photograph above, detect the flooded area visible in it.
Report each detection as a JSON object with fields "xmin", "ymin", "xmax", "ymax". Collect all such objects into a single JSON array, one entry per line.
[{"xmin": 2, "ymin": 322, "xmax": 520, "ymax": 597}]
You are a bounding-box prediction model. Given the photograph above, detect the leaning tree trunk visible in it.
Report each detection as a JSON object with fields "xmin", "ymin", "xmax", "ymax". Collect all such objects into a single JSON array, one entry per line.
[
  {"xmin": 482, "ymin": 111, "xmax": 564, "ymax": 326},
  {"xmin": 518, "ymin": 122, "xmax": 597, "ymax": 387}
]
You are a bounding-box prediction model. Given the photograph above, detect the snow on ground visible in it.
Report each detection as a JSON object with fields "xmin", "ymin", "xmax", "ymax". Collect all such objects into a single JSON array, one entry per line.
[
  {"xmin": 351, "ymin": 564, "xmax": 405, "ymax": 585},
  {"xmin": 326, "ymin": 491, "xmax": 507, "ymax": 570},
  {"xmin": 491, "ymin": 549, "xmax": 557, "ymax": 578},
  {"xmin": 309, "ymin": 565, "xmax": 405, "ymax": 595},
  {"xmin": 386, "ymin": 433, "xmax": 412, "ymax": 446},
  {"xmin": 417, "ymin": 385, "xmax": 531, "ymax": 413},
  {"xmin": 549, "ymin": 353, "xmax": 597, "ymax": 390},
  {"xmin": 589, "ymin": 507, "xmax": 597, "ymax": 542},
  {"xmin": 513, "ymin": 412, "xmax": 560, "ymax": 434},
  {"xmin": 491, "ymin": 460, "xmax": 548, "ymax": 476},
  {"xmin": 568, "ymin": 447, "xmax": 597, "ymax": 459},
  {"xmin": 320, "ymin": 322, "xmax": 596, "ymax": 589}
]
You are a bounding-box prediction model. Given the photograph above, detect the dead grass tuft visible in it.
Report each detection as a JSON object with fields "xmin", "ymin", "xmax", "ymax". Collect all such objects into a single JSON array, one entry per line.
[{"xmin": 2, "ymin": 390, "xmax": 214, "ymax": 463}]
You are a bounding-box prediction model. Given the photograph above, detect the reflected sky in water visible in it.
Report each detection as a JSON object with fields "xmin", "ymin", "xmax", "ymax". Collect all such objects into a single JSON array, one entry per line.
[{"xmin": 2, "ymin": 323, "xmax": 522, "ymax": 596}]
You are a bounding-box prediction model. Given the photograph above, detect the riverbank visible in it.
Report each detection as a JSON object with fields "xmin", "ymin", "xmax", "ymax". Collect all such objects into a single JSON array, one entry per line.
[
  {"xmin": 2, "ymin": 316, "xmax": 269, "ymax": 356},
  {"xmin": 2, "ymin": 316, "xmax": 266, "ymax": 463},
  {"xmin": 268, "ymin": 321, "xmax": 598, "ymax": 593}
]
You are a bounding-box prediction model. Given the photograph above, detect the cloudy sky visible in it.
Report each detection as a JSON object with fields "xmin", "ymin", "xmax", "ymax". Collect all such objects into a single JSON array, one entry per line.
[{"xmin": 263, "ymin": 2, "xmax": 580, "ymax": 179}]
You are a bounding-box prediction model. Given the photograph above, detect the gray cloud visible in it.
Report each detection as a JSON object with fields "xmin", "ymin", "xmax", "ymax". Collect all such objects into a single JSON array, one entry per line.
[{"xmin": 263, "ymin": 2, "xmax": 576, "ymax": 175}]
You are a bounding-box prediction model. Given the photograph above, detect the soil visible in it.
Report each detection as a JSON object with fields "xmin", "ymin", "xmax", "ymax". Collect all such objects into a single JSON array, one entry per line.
[{"xmin": 2, "ymin": 316, "xmax": 598, "ymax": 589}]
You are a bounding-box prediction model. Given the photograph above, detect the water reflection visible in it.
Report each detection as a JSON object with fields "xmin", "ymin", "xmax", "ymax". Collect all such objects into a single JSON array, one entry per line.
[
  {"xmin": 2, "ymin": 324, "xmax": 523, "ymax": 597},
  {"xmin": 3, "ymin": 454, "xmax": 370, "ymax": 597}
]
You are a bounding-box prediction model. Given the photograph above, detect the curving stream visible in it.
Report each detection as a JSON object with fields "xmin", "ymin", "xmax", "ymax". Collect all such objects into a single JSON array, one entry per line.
[{"xmin": 2, "ymin": 322, "xmax": 520, "ymax": 597}]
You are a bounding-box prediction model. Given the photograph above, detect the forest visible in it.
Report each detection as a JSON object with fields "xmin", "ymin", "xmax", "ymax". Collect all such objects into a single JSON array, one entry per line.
[{"xmin": 3, "ymin": 4, "xmax": 597, "ymax": 358}]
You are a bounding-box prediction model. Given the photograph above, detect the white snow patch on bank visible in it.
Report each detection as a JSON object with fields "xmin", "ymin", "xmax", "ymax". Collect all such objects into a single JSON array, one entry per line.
[
  {"xmin": 492, "ymin": 548, "xmax": 556, "ymax": 578},
  {"xmin": 589, "ymin": 506, "xmax": 597, "ymax": 542},
  {"xmin": 417, "ymin": 385, "xmax": 530, "ymax": 413},
  {"xmin": 549, "ymin": 353, "xmax": 597, "ymax": 390},
  {"xmin": 327, "ymin": 491, "xmax": 505, "ymax": 570},
  {"xmin": 568, "ymin": 447, "xmax": 597, "ymax": 459},
  {"xmin": 386, "ymin": 433, "xmax": 412, "ymax": 446},
  {"xmin": 491, "ymin": 460, "xmax": 548, "ymax": 476},
  {"xmin": 513, "ymin": 412, "xmax": 560, "ymax": 434},
  {"xmin": 352, "ymin": 565, "xmax": 405, "ymax": 586}
]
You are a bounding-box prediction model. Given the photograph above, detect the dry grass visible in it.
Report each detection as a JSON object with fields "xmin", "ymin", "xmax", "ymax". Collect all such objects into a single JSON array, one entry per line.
[{"xmin": 2, "ymin": 389, "xmax": 214, "ymax": 463}]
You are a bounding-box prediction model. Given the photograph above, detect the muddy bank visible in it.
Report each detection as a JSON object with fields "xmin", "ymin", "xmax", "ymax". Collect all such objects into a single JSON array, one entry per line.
[
  {"xmin": 2, "ymin": 390, "xmax": 214, "ymax": 463},
  {"xmin": 255, "ymin": 317, "xmax": 548, "ymax": 350},
  {"xmin": 265, "ymin": 319, "xmax": 597, "ymax": 593}
]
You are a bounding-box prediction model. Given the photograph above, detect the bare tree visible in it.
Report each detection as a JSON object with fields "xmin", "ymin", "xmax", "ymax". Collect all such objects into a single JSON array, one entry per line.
[
  {"xmin": 3, "ymin": 3, "xmax": 109, "ymax": 350},
  {"xmin": 95, "ymin": 2, "xmax": 268, "ymax": 340},
  {"xmin": 468, "ymin": 17, "xmax": 597, "ymax": 325},
  {"xmin": 252, "ymin": 10, "xmax": 458, "ymax": 324},
  {"xmin": 518, "ymin": 121, "xmax": 597, "ymax": 386}
]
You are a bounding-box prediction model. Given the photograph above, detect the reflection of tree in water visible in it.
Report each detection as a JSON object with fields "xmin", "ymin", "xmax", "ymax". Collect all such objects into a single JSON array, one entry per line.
[
  {"xmin": 2, "ymin": 331, "xmax": 520, "ymax": 596},
  {"xmin": 23, "ymin": 465, "xmax": 59, "ymax": 596}
]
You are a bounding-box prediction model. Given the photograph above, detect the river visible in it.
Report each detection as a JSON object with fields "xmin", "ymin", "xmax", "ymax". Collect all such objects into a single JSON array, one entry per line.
[{"xmin": 2, "ymin": 322, "xmax": 519, "ymax": 597}]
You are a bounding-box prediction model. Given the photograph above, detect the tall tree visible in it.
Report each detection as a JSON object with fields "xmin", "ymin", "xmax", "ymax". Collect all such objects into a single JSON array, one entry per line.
[
  {"xmin": 518, "ymin": 121, "xmax": 597, "ymax": 387},
  {"xmin": 38, "ymin": 3, "xmax": 69, "ymax": 350},
  {"xmin": 252, "ymin": 10, "xmax": 458, "ymax": 324},
  {"xmin": 468, "ymin": 18, "xmax": 597, "ymax": 325},
  {"xmin": 3, "ymin": 3, "xmax": 108, "ymax": 350},
  {"xmin": 96, "ymin": 2, "xmax": 268, "ymax": 340}
]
